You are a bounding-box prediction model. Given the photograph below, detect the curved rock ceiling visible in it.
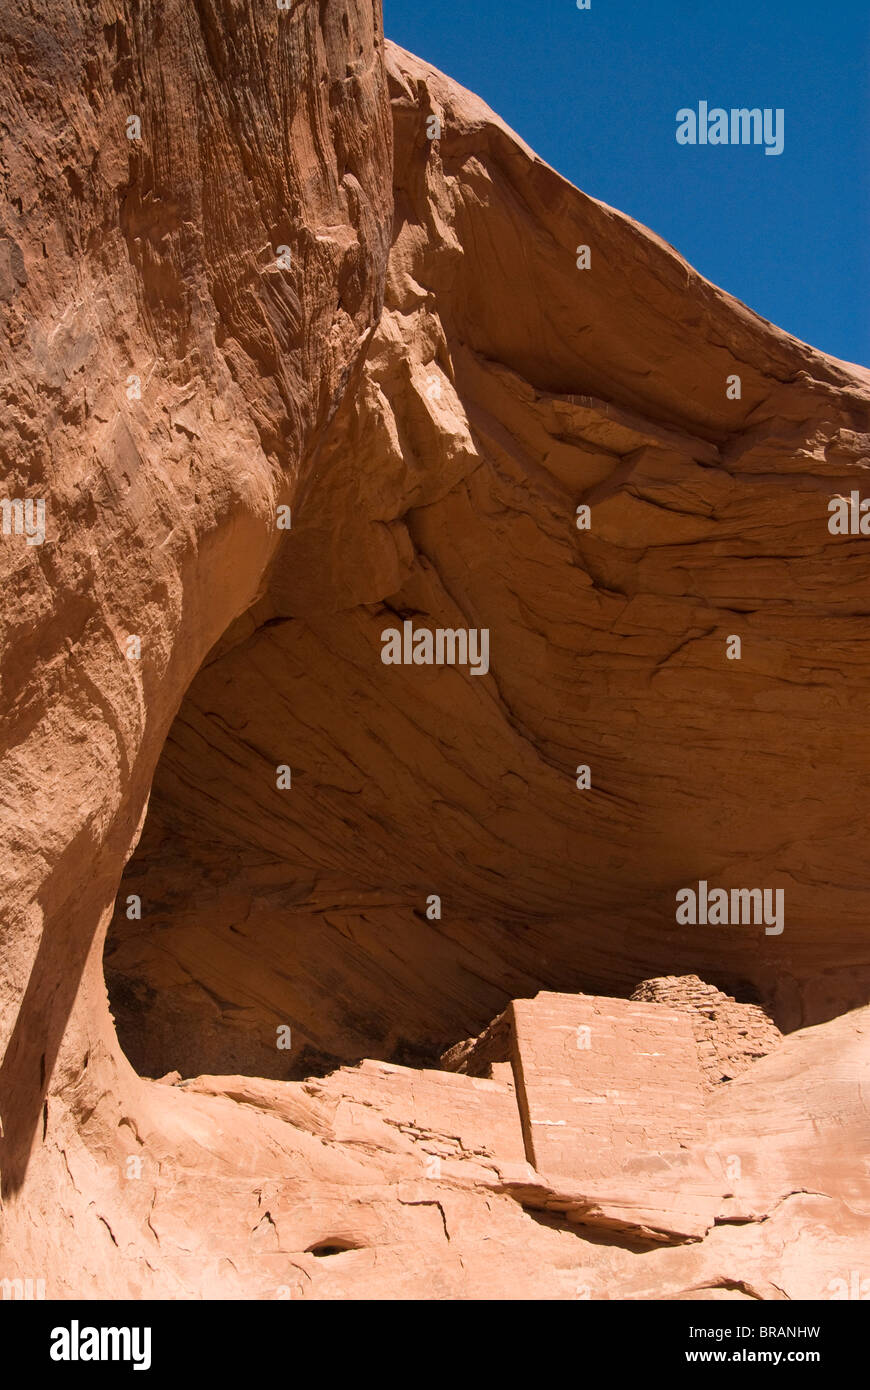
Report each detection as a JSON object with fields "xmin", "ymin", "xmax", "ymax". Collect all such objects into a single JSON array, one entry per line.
[
  {"xmin": 107, "ymin": 45, "xmax": 870, "ymax": 1079},
  {"xmin": 1, "ymin": 3, "xmax": 869, "ymax": 1301}
]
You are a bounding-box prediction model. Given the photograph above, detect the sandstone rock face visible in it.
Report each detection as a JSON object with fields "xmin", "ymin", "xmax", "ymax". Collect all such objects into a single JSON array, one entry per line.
[
  {"xmin": 1, "ymin": 0, "xmax": 392, "ymax": 1286},
  {"xmin": 1, "ymin": 4, "xmax": 869, "ymax": 1301},
  {"xmin": 106, "ymin": 44, "xmax": 870, "ymax": 1088}
]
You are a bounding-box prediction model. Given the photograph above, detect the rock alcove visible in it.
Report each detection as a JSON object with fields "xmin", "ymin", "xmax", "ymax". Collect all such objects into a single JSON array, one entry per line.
[
  {"xmin": 2, "ymin": 3, "xmax": 869, "ymax": 1299},
  {"xmin": 104, "ymin": 598, "xmax": 787, "ymax": 1085}
]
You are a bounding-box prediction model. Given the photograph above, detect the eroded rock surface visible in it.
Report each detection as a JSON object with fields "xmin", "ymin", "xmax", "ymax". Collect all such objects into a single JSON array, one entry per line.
[
  {"xmin": 1, "ymin": 4, "xmax": 869, "ymax": 1300},
  {"xmin": 106, "ymin": 44, "xmax": 870, "ymax": 1090}
]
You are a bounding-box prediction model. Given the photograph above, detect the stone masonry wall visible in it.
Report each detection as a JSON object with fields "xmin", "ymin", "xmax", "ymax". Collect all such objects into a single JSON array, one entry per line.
[{"xmin": 630, "ymin": 975, "xmax": 782, "ymax": 1088}]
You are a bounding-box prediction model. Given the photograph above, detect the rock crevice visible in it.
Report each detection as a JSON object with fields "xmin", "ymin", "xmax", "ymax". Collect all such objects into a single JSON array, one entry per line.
[{"xmin": 1, "ymin": 3, "xmax": 868, "ymax": 1300}]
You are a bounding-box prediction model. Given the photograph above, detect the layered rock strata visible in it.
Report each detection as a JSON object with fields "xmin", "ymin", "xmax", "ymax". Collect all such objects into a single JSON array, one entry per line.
[{"xmin": 1, "ymin": 2, "xmax": 869, "ymax": 1300}]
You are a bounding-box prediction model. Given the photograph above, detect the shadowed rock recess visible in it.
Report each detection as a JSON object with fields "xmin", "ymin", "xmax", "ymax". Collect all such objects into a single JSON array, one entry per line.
[{"xmin": 1, "ymin": 2, "xmax": 869, "ymax": 1300}]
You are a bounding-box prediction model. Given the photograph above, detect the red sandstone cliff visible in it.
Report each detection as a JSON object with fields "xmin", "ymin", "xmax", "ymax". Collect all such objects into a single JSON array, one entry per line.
[{"xmin": 1, "ymin": 3, "xmax": 868, "ymax": 1300}]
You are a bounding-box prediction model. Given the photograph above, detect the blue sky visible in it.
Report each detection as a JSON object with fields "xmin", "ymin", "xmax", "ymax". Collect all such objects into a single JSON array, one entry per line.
[{"xmin": 384, "ymin": 0, "xmax": 870, "ymax": 367}]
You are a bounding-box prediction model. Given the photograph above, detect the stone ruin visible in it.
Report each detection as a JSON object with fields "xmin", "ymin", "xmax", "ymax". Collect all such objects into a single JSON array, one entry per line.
[{"xmin": 629, "ymin": 975, "xmax": 782, "ymax": 1089}]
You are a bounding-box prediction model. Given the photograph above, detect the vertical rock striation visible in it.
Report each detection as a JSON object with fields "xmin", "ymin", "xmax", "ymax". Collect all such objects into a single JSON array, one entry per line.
[{"xmin": 0, "ymin": 7, "xmax": 868, "ymax": 1299}]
